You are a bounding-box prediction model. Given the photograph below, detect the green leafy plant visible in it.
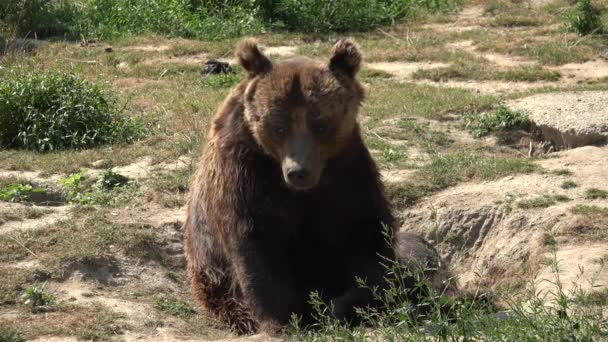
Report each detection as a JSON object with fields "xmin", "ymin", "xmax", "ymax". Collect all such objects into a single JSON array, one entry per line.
[
  {"xmin": 58, "ymin": 169, "xmax": 92, "ymax": 204},
  {"xmin": 565, "ymin": 0, "xmax": 604, "ymax": 35},
  {"xmin": 0, "ymin": 183, "xmax": 43, "ymax": 202},
  {"xmin": 0, "ymin": 70, "xmax": 147, "ymax": 151},
  {"xmin": 20, "ymin": 284, "xmax": 55, "ymax": 311},
  {"xmin": 463, "ymin": 105, "xmax": 531, "ymax": 138}
]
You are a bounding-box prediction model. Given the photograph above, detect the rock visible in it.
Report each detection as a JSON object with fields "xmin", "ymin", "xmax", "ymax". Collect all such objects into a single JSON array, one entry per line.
[{"xmin": 509, "ymin": 91, "xmax": 608, "ymax": 149}]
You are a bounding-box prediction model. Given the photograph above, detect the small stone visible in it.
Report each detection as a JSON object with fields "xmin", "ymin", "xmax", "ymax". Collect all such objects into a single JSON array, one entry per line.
[{"xmin": 105, "ymin": 46, "xmax": 113, "ymax": 53}]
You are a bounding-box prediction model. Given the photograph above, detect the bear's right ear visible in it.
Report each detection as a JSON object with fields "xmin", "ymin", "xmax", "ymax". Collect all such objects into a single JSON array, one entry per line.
[
  {"xmin": 329, "ymin": 38, "xmax": 361, "ymax": 78},
  {"xmin": 236, "ymin": 39, "xmax": 272, "ymax": 76}
]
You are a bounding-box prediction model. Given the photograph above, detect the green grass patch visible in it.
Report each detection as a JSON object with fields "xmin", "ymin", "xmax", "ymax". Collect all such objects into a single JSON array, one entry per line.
[
  {"xmin": 463, "ymin": 105, "xmax": 530, "ymax": 138},
  {"xmin": 201, "ymin": 73, "xmax": 242, "ymax": 89},
  {"xmin": 490, "ymin": 13, "xmax": 542, "ymax": 27},
  {"xmin": 561, "ymin": 180, "xmax": 578, "ymax": 189},
  {"xmin": 571, "ymin": 204, "xmax": 608, "ymax": 218},
  {"xmin": 385, "ymin": 182, "xmax": 430, "ymax": 209},
  {"xmin": 420, "ymin": 153, "xmax": 536, "ymax": 190},
  {"xmin": 363, "ymin": 80, "xmax": 497, "ymax": 123},
  {"xmin": 551, "ymin": 168, "xmax": 573, "ymax": 176},
  {"xmin": 153, "ymin": 294, "xmax": 196, "ymax": 319},
  {"xmin": 288, "ymin": 250, "xmax": 607, "ymax": 341},
  {"xmin": 517, "ymin": 194, "xmax": 572, "ymax": 209},
  {"xmin": 0, "ymin": 328, "xmax": 25, "ymax": 342},
  {"xmin": 413, "ymin": 63, "xmax": 560, "ymax": 82},
  {"xmin": 0, "ymin": 70, "xmax": 147, "ymax": 151},
  {"xmin": 585, "ymin": 188, "xmax": 608, "ymax": 200}
]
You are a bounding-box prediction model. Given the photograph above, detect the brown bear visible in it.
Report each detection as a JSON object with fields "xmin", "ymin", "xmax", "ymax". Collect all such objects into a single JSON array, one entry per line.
[{"xmin": 184, "ymin": 38, "xmax": 439, "ymax": 334}]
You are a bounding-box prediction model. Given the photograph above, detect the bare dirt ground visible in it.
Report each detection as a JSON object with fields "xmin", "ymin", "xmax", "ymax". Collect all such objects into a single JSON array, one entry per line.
[{"xmin": 1, "ymin": 1, "xmax": 607, "ymax": 341}]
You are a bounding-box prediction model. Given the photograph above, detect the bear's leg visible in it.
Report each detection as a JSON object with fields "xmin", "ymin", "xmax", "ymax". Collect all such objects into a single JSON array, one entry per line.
[{"xmin": 190, "ymin": 266, "xmax": 258, "ymax": 334}]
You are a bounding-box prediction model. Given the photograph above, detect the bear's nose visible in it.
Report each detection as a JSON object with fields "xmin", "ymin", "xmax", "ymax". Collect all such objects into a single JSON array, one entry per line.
[{"xmin": 286, "ymin": 167, "xmax": 309, "ymax": 184}]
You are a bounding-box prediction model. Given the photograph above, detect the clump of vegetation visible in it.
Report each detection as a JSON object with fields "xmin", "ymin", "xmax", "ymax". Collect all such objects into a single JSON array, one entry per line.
[
  {"xmin": 517, "ymin": 194, "xmax": 571, "ymax": 209},
  {"xmin": 463, "ymin": 105, "xmax": 531, "ymax": 138},
  {"xmin": 0, "ymin": 183, "xmax": 43, "ymax": 202},
  {"xmin": 571, "ymin": 204, "xmax": 608, "ymax": 217},
  {"xmin": 564, "ymin": 0, "xmax": 604, "ymax": 35},
  {"xmin": 561, "ymin": 180, "xmax": 578, "ymax": 189},
  {"xmin": 0, "ymin": 70, "xmax": 146, "ymax": 151},
  {"xmin": 288, "ymin": 250, "xmax": 607, "ymax": 341},
  {"xmin": 551, "ymin": 168, "xmax": 573, "ymax": 176},
  {"xmin": 585, "ymin": 188, "xmax": 608, "ymax": 200},
  {"xmin": 153, "ymin": 295, "xmax": 196, "ymax": 319},
  {"xmin": 201, "ymin": 73, "xmax": 241, "ymax": 89},
  {"xmin": 1, "ymin": 0, "xmax": 460, "ymax": 41},
  {"xmin": 0, "ymin": 328, "xmax": 25, "ymax": 342},
  {"xmin": 20, "ymin": 284, "xmax": 55, "ymax": 312},
  {"xmin": 58, "ymin": 169, "xmax": 133, "ymax": 205},
  {"xmin": 421, "ymin": 152, "xmax": 536, "ymax": 190}
]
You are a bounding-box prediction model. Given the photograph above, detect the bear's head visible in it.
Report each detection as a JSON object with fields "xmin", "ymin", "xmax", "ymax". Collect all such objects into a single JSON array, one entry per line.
[{"xmin": 237, "ymin": 38, "xmax": 365, "ymax": 191}]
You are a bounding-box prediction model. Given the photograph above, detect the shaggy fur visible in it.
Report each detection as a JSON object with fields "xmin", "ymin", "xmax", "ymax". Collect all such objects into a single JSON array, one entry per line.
[{"xmin": 184, "ymin": 38, "xmax": 436, "ymax": 334}]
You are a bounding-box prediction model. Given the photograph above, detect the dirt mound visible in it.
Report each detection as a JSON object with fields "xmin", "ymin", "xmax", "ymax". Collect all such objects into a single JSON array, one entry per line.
[
  {"xmin": 509, "ymin": 91, "xmax": 608, "ymax": 149},
  {"xmin": 401, "ymin": 146, "xmax": 608, "ymax": 294}
]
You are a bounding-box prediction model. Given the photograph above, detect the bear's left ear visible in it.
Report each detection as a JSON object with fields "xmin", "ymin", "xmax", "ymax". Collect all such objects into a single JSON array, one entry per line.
[
  {"xmin": 329, "ymin": 38, "xmax": 361, "ymax": 78},
  {"xmin": 236, "ymin": 38, "xmax": 272, "ymax": 76}
]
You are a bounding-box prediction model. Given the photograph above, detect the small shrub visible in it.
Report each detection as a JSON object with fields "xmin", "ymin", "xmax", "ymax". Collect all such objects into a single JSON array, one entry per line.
[
  {"xmin": 565, "ymin": 0, "xmax": 604, "ymax": 35},
  {"xmin": 20, "ymin": 284, "xmax": 55, "ymax": 311},
  {"xmin": 561, "ymin": 180, "xmax": 578, "ymax": 189},
  {"xmin": 153, "ymin": 295, "xmax": 195, "ymax": 319},
  {"xmin": 585, "ymin": 188, "xmax": 608, "ymax": 200},
  {"xmin": 463, "ymin": 105, "xmax": 530, "ymax": 138},
  {"xmin": 0, "ymin": 70, "xmax": 147, "ymax": 151}
]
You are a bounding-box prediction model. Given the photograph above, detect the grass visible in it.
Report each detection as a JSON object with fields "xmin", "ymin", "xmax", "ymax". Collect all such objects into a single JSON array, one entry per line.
[
  {"xmin": 0, "ymin": 328, "xmax": 25, "ymax": 342},
  {"xmin": 0, "ymin": 303, "xmax": 125, "ymax": 341},
  {"xmin": 363, "ymin": 80, "xmax": 497, "ymax": 123},
  {"xmin": 517, "ymin": 194, "xmax": 572, "ymax": 209},
  {"xmin": 153, "ymin": 294, "xmax": 196, "ymax": 319},
  {"xmin": 420, "ymin": 152, "xmax": 536, "ymax": 190},
  {"xmin": 288, "ymin": 249, "xmax": 607, "ymax": 341},
  {"xmin": 585, "ymin": 188, "xmax": 608, "ymax": 200},
  {"xmin": 413, "ymin": 62, "xmax": 560, "ymax": 82},
  {"xmin": 0, "ymin": 206, "xmax": 53, "ymax": 224},
  {"xmin": 571, "ymin": 204, "xmax": 608, "ymax": 218},
  {"xmin": 551, "ymin": 168, "xmax": 573, "ymax": 176},
  {"xmin": 561, "ymin": 180, "xmax": 578, "ymax": 189}
]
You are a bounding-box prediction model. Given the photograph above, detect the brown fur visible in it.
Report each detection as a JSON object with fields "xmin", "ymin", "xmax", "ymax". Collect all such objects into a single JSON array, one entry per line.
[{"xmin": 184, "ymin": 38, "xmax": 440, "ymax": 334}]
